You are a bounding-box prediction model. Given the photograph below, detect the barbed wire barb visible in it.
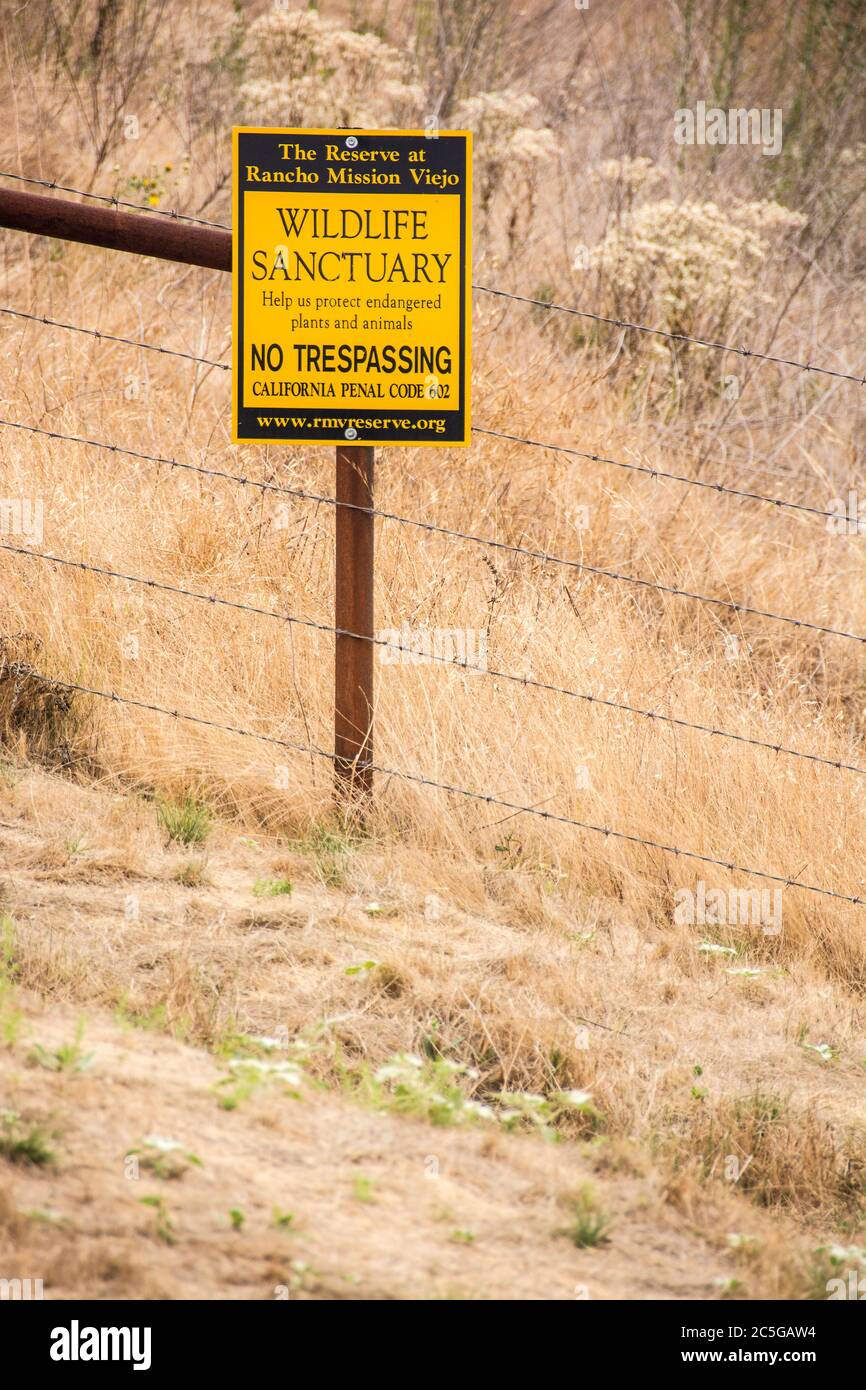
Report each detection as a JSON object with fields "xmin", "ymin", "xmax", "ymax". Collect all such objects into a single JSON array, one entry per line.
[
  {"xmin": 0, "ymin": 170, "xmax": 229, "ymax": 230},
  {"xmin": 0, "ymin": 306, "xmax": 229, "ymax": 370}
]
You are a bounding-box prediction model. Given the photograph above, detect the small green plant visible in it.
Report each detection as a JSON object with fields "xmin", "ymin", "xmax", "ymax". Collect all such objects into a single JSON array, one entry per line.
[
  {"xmin": 214, "ymin": 1028, "xmax": 284, "ymax": 1061},
  {"xmin": 0, "ymin": 915, "xmax": 22, "ymax": 1048},
  {"xmin": 115, "ymin": 996, "xmax": 168, "ymax": 1033},
  {"xmin": 252, "ymin": 877, "xmax": 293, "ymax": 898},
  {"xmin": 494, "ymin": 1088, "xmax": 602, "ymax": 1139},
  {"xmin": 0, "ymin": 915, "xmax": 18, "ymax": 982},
  {"xmin": 229, "ymin": 1207, "xmax": 245, "ymax": 1231},
  {"xmin": 345, "ymin": 959, "xmax": 378, "ymax": 977},
  {"xmin": 801, "ymin": 1243, "xmax": 866, "ymax": 1300},
  {"xmin": 493, "ymin": 832, "xmax": 523, "ymax": 867},
  {"xmin": 352, "ymin": 1176, "xmax": 375, "ymax": 1203},
  {"xmin": 450, "ymin": 1228, "xmax": 475, "ymax": 1244},
  {"xmin": 272, "ymin": 1207, "xmax": 295, "ymax": 1230},
  {"xmin": 353, "ymin": 1053, "xmax": 492, "ymax": 1127},
  {"xmin": 715, "ymin": 1276, "xmax": 745, "ymax": 1298},
  {"xmin": 286, "ymin": 825, "xmax": 355, "ymax": 886},
  {"xmin": 0, "ymin": 1110, "xmax": 56, "ymax": 1167},
  {"xmin": 64, "ymin": 836, "xmax": 87, "ymax": 858},
  {"xmin": 25, "ymin": 1207, "xmax": 68, "ymax": 1227},
  {"xmin": 1, "ymin": 991, "xmax": 23, "ymax": 1049},
  {"xmin": 559, "ymin": 1186, "xmax": 612, "ymax": 1248},
  {"xmin": 28, "ymin": 1019, "xmax": 93, "ymax": 1073},
  {"xmin": 126, "ymin": 1136, "xmax": 202, "ymax": 1180},
  {"xmin": 349, "ymin": 1051, "xmax": 600, "ymax": 1137},
  {"xmin": 124, "ymin": 168, "xmax": 169, "ymax": 207},
  {"xmin": 215, "ymin": 1055, "xmax": 306, "ymax": 1110},
  {"xmin": 156, "ymin": 795, "xmax": 211, "ymax": 847},
  {"xmin": 727, "ymin": 1232, "xmax": 762, "ymax": 1255},
  {"xmin": 139, "ymin": 1195, "xmax": 175, "ymax": 1244},
  {"xmin": 0, "ymin": 979, "xmax": 21, "ymax": 1050}
]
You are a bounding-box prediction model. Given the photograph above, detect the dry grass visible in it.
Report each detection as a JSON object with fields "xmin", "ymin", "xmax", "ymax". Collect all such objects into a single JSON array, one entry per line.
[
  {"xmin": 0, "ymin": 0, "xmax": 865, "ymax": 1298},
  {"xmin": 0, "ymin": 767, "xmax": 865, "ymax": 1300}
]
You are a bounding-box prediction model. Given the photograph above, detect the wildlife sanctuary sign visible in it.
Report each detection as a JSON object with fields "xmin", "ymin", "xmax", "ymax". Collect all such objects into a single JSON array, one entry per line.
[{"xmin": 232, "ymin": 128, "xmax": 472, "ymax": 446}]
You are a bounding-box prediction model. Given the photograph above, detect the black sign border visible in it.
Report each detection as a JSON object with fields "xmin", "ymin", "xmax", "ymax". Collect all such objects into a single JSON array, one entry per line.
[{"xmin": 232, "ymin": 128, "xmax": 471, "ymax": 448}]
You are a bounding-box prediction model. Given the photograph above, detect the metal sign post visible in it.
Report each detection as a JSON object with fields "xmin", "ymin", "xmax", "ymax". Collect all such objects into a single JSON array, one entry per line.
[{"xmin": 334, "ymin": 442, "xmax": 374, "ymax": 799}]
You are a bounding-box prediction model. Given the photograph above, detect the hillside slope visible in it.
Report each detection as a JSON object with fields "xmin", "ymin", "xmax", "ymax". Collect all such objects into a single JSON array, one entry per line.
[{"xmin": 0, "ymin": 767, "xmax": 862, "ymax": 1300}]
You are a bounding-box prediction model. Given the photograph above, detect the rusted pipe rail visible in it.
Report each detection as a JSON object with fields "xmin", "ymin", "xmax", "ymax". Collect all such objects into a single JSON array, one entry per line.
[{"xmin": 0, "ymin": 185, "xmax": 230, "ymax": 271}]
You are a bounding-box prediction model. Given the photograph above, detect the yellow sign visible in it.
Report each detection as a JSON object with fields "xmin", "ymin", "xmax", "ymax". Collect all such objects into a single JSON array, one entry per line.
[{"xmin": 232, "ymin": 128, "xmax": 471, "ymax": 447}]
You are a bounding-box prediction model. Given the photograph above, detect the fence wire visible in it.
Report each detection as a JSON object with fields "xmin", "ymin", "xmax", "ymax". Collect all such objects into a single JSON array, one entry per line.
[
  {"xmin": 473, "ymin": 285, "xmax": 866, "ymax": 385},
  {"xmin": 0, "ymin": 305, "xmax": 846, "ymax": 525},
  {"xmin": 1, "ymin": 169, "xmax": 861, "ymax": 383},
  {"xmin": 1, "ymin": 417, "xmax": 861, "ymax": 647},
  {"xmin": 0, "ymin": 306, "xmax": 229, "ymax": 370},
  {"xmin": 3, "ymin": 536, "xmax": 864, "ymax": 780},
  {"xmin": 2, "ymin": 661, "xmax": 861, "ymax": 908}
]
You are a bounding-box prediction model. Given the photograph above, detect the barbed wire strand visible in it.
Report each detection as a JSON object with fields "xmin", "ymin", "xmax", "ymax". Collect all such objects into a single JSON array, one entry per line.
[
  {"xmin": 0, "ymin": 306, "xmax": 229, "ymax": 370},
  {"xmin": 0, "ymin": 308, "xmax": 845, "ymax": 528},
  {"xmin": 472, "ymin": 426, "xmax": 850, "ymax": 526},
  {"xmin": 0, "ymin": 171, "xmax": 859, "ymax": 383},
  {"xmin": 4, "ymin": 537, "xmax": 864, "ymax": 779},
  {"xmin": 2, "ymin": 662, "xmax": 861, "ymax": 907},
  {"xmin": 1, "ymin": 417, "xmax": 862, "ymax": 648},
  {"xmin": 0, "ymin": 170, "xmax": 227, "ymax": 230},
  {"xmin": 473, "ymin": 285, "xmax": 866, "ymax": 386}
]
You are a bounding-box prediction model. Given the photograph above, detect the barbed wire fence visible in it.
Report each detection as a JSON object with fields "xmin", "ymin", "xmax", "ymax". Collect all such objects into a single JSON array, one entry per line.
[{"xmin": 0, "ymin": 171, "xmax": 864, "ymax": 912}]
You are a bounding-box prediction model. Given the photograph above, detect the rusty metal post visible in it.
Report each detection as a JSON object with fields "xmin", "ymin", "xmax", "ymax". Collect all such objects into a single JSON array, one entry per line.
[{"xmin": 334, "ymin": 444, "xmax": 374, "ymax": 803}]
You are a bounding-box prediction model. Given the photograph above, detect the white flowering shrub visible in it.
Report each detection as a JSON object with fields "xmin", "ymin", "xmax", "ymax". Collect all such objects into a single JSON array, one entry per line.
[
  {"xmin": 452, "ymin": 89, "xmax": 558, "ymax": 247},
  {"xmin": 591, "ymin": 156, "xmax": 665, "ymax": 211},
  {"xmin": 240, "ymin": 8, "xmax": 423, "ymax": 129},
  {"xmin": 586, "ymin": 169, "xmax": 806, "ymax": 381}
]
